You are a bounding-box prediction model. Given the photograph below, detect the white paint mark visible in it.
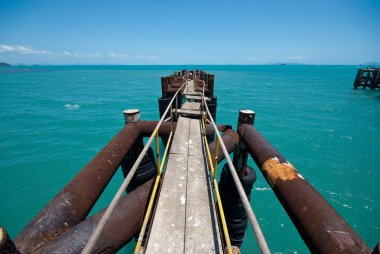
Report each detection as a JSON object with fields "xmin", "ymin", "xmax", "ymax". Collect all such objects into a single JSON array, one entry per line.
[
  {"xmin": 153, "ymin": 243, "xmax": 159, "ymax": 251},
  {"xmin": 187, "ymin": 216, "xmax": 193, "ymax": 221},
  {"xmin": 193, "ymin": 222, "xmax": 200, "ymax": 227},
  {"xmin": 297, "ymin": 173, "xmax": 304, "ymax": 180},
  {"xmin": 180, "ymin": 195, "xmax": 186, "ymax": 205}
]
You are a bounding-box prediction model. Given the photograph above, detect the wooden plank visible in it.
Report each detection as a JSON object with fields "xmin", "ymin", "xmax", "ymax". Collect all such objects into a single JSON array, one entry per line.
[
  {"xmin": 182, "ymin": 101, "xmax": 200, "ymax": 111},
  {"xmin": 183, "ymin": 92, "xmax": 201, "ymax": 96},
  {"xmin": 145, "ymin": 115, "xmax": 222, "ymax": 254},
  {"xmin": 170, "ymin": 117, "xmax": 189, "ymax": 155},
  {"xmin": 186, "ymin": 95, "xmax": 210, "ymax": 101},
  {"xmin": 145, "ymin": 154, "xmax": 188, "ymax": 254},
  {"xmin": 185, "ymin": 155, "xmax": 222, "ymax": 253},
  {"xmin": 186, "ymin": 80, "xmax": 195, "ymax": 93},
  {"xmin": 174, "ymin": 109, "xmax": 202, "ymax": 117},
  {"xmin": 188, "ymin": 119, "xmax": 203, "ymax": 157}
]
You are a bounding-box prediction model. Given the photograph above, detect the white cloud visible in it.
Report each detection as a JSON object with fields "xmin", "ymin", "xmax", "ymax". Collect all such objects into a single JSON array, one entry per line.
[
  {"xmin": 0, "ymin": 44, "xmax": 160, "ymax": 63},
  {"xmin": 137, "ymin": 54, "xmax": 156, "ymax": 60},
  {"xmin": 72, "ymin": 52, "xmax": 102, "ymax": 58},
  {"xmin": 287, "ymin": 55, "xmax": 309, "ymax": 60},
  {"xmin": 0, "ymin": 44, "xmax": 55, "ymax": 56},
  {"xmin": 108, "ymin": 52, "xmax": 129, "ymax": 58}
]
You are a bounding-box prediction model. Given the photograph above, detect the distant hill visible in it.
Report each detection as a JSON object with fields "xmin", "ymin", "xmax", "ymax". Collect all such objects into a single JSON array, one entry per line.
[{"xmin": 0, "ymin": 62, "xmax": 11, "ymax": 67}]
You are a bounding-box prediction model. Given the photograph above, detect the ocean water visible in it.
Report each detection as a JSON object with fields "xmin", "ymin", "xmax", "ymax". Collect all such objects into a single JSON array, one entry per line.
[{"xmin": 0, "ymin": 65, "xmax": 379, "ymax": 253}]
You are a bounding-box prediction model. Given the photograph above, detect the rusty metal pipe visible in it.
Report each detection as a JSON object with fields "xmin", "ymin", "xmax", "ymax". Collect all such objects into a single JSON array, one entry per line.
[
  {"xmin": 239, "ymin": 124, "xmax": 371, "ymax": 254},
  {"xmin": 14, "ymin": 123, "xmax": 141, "ymax": 254},
  {"xmin": 209, "ymin": 129, "xmax": 239, "ymax": 163},
  {"xmin": 32, "ymin": 179, "xmax": 154, "ymax": 254}
]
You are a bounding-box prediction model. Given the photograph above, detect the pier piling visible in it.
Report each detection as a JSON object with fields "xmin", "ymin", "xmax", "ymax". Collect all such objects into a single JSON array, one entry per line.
[{"xmin": 353, "ymin": 68, "xmax": 380, "ymax": 90}]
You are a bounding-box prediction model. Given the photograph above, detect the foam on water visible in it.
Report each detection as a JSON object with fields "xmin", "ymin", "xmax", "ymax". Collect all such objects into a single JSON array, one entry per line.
[
  {"xmin": 64, "ymin": 104, "xmax": 80, "ymax": 109},
  {"xmin": 0, "ymin": 65, "xmax": 379, "ymax": 253}
]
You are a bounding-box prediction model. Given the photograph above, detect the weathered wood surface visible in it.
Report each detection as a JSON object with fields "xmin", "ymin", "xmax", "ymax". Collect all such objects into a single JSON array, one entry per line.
[
  {"xmin": 182, "ymin": 101, "xmax": 201, "ymax": 111},
  {"xmin": 186, "ymin": 80, "xmax": 195, "ymax": 93},
  {"xmin": 186, "ymin": 95, "xmax": 210, "ymax": 101},
  {"xmin": 145, "ymin": 116, "xmax": 222, "ymax": 254},
  {"xmin": 173, "ymin": 109, "xmax": 202, "ymax": 117},
  {"xmin": 144, "ymin": 154, "xmax": 188, "ymax": 254},
  {"xmin": 170, "ymin": 117, "xmax": 189, "ymax": 155},
  {"xmin": 183, "ymin": 91, "xmax": 201, "ymax": 96}
]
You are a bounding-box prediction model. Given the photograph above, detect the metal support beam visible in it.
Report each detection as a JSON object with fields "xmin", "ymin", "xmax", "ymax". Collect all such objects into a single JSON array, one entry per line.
[
  {"xmin": 208, "ymin": 129, "xmax": 239, "ymax": 163},
  {"xmin": 239, "ymin": 124, "xmax": 371, "ymax": 254},
  {"xmin": 14, "ymin": 123, "xmax": 141, "ymax": 253},
  {"xmin": 32, "ymin": 180, "xmax": 154, "ymax": 254}
]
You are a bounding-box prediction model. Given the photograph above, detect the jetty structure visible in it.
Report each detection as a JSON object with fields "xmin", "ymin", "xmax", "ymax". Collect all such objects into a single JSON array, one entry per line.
[
  {"xmin": 1, "ymin": 70, "xmax": 376, "ymax": 254},
  {"xmin": 353, "ymin": 67, "xmax": 380, "ymax": 90}
]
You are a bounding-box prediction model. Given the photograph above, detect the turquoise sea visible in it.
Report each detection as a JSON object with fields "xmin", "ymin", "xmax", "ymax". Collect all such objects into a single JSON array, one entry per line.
[{"xmin": 0, "ymin": 65, "xmax": 379, "ymax": 253}]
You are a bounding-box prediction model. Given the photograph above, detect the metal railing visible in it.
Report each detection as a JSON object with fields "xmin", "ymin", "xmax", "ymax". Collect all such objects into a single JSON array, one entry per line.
[
  {"xmin": 195, "ymin": 74, "xmax": 271, "ymax": 254},
  {"xmin": 201, "ymin": 116, "xmax": 233, "ymax": 254},
  {"xmin": 82, "ymin": 73, "xmax": 188, "ymax": 254}
]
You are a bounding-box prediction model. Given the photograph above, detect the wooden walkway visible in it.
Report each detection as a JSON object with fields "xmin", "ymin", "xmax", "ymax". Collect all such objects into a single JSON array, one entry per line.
[
  {"xmin": 144, "ymin": 91, "xmax": 222, "ymax": 253},
  {"xmin": 183, "ymin": 80, "xmax": 200, "ymax": 96}
]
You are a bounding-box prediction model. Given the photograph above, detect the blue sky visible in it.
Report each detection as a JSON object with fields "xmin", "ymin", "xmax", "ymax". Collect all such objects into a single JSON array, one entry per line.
[{"xmin": 0, "ymin": 0, "xmax": 379, "ymax": 65}]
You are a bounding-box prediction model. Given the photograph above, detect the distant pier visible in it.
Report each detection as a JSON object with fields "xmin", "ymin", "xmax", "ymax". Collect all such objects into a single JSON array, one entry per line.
[{"xmin": 353, "ymin": 68, "xmax": 380, "ymax": 90}]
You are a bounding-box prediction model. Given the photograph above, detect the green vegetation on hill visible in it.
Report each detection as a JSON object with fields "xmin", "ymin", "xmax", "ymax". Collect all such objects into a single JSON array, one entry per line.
[{"xmin": 0, "ymin": 62, "xmax": 11, "ymax": 66}]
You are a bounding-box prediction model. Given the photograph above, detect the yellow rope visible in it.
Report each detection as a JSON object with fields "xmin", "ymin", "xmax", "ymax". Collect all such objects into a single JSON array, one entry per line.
[{"xmin": 155, "ymin": 132, "xmax": 160, "ymax": 171}]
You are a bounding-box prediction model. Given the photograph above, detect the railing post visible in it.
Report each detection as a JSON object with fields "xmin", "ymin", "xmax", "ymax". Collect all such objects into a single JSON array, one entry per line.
[
  {"xmin": 214, "ymin": 138, "xmax": 219, "ymax": 179},
  {"xmin": 155, "ymin": 132, "xmax": 160, "ymax": 172},
  {"xmin": 233, "ymin": 110, "xmax": 255, "ymax": 176},
  {"xmin": 170, "ymin": 103, "xmax": 173, "ymax": 133}
]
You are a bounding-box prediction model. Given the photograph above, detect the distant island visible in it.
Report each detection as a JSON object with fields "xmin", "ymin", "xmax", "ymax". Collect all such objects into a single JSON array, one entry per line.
[{"xmin": 0, "ymin": 62, "xmax": 11, "ymax": 67}]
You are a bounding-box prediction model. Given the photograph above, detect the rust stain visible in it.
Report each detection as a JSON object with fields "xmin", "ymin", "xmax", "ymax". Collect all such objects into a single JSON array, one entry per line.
[
  {"xmin": 262, "ymin": 157, "xmax": 299, "ymax": 186},
  {"xmin": 327, "ymin": 230, "xmax": 356, "ymax": 251}
]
